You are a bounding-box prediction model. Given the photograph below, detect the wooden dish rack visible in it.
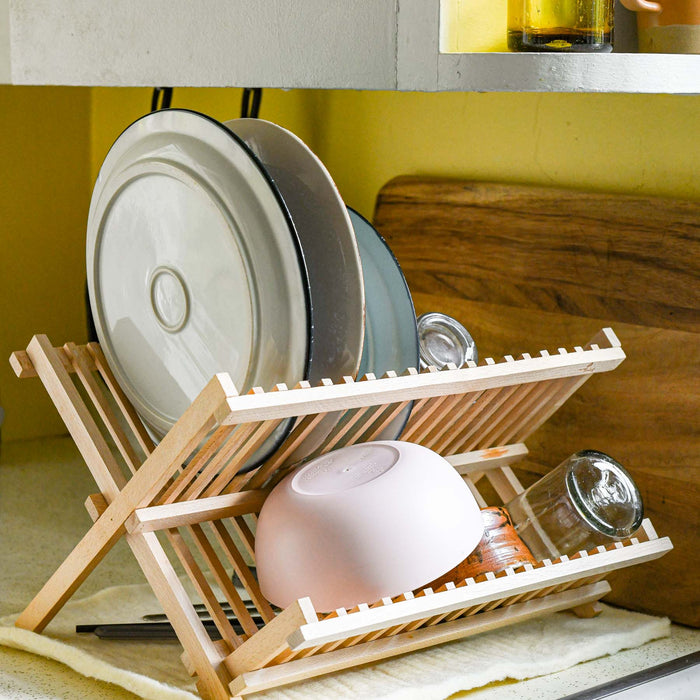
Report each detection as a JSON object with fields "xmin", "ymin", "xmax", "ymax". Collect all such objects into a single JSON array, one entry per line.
[{"xmin": 10, "ymin": 327, "xmax": 672, "ymax": 700}]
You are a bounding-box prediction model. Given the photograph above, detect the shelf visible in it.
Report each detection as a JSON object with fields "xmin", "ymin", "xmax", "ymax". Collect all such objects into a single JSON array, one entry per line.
[
  {"xmin": 2, "ymin": 1, "xmax": 699, "ymax": 93},
  {"xmin": 434, "ymin": 52, "xmax": 700, "ymax": 93},
  {"xmin": 399, "ymin": 1, "xmax": 700, "ymax": 93}
]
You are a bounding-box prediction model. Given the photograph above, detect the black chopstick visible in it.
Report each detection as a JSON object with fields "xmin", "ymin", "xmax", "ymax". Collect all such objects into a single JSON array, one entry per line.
[
  {"xmin": 76, "ymin": 617, "xmax": 263, "ymax": 640},
  {"xmin": 142, "ymin": 601, "xmax": 257, "ymax": 621}
]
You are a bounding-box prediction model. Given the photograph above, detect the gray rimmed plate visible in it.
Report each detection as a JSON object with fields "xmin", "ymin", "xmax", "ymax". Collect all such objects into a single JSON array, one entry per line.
[
  {"xmin": 225, "ymin": 118, "xmax": 366, "ymax": 461},
  {"xmin": 350, "ymin": 207, "xmax": 419, "ymax": 439}
]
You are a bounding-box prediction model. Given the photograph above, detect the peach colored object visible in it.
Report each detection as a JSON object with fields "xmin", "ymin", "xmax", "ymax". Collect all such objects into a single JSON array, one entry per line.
[
  {"xmin": 255, "ymin": 441, "xmax": 484, "ymax": 612},
  {"xmin": 427, "ymin": 506, "xmax": 537, "ymax": 589},
  {"xmin": 621, "ymin": 0, "xmax": 700, "ymax": 53}
]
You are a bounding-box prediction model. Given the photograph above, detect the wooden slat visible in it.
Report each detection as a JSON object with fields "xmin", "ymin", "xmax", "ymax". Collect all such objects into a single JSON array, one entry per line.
[
  {"xmin": 398, "ymin": 390, "xmax": 439, "ymax": 437},
  {"xmin": 428, "ymin": 388, "xmax": 484, "ymax": 454},
  {"xmin": 181, "ymin": 423, "xmax": 261, "ymax": 501},
  {"xmin": 64, "ymin": 342, "xmax": 141, "ymax": 474},
  {"xmin": 195, "ymin": 386, "xmax": 288, "ymax": 497},
  {"xmin": 223, "ymin": 598, "xmax": 318, "ymax": 677},
  {"xmin": 230, "ymin": 516, "xmax": 256, "ymax": 561},
  {"xmin": 406, "ymin": 391, "xmax": 465, "ymax": 446},
  {"xmin": 86, "ymin": 342, "xmax": 156, "ymax": 458},
  {"xmin": 288, "ymin": 536, "xmax": 671, "ymax": 649},
  {"xmin": 188, "ymin": 523, "xmax": 260, "ymax": 638},
  {"xmin": 159, "ymin": 425, "xmax": 235, "ymax": 505},
  {"xmin": 382, "ymin": 589, "xmax": 436, "ymax": 636},
  {"xmin": 511, "ymin": 372, "xmax": 593, "ymax": 444},
  {"xmin": 23, "ymin": 335, "xmax": 127, "ymax": 500},
  {"xmin": 126, "ymin": 490, "xmax": 268, "ymax": 534},
  {"xmin": 398, "ymin": 370, "xmax": 444, "ymax": 443},
  {"xmin": 421, "ymin": 389, "xmax": 481, "ymax": 452},
  {"xmin": 505, "ymin": 372, "xmax": 571, "ymax": 443},
  {"xmin": 243, "ymin": 408, "xmax": 326, "ymax": 491},
  {"xmin": 311, "ymin": 375, "xmax": 378, "ymax": 452},
  {"xmin": 359, "ymin": 400, "xmax": 412, "ymax": 443},
  {"xmin": 166, "ymin": 528, "xmax": 243, "ymax": 649},
  {"xmin": 212, "ymin": 345, "xmax": 624, "ymax": 425},
  {"xmin": 320, "ymin": 403, "xmax": 387, "ymax": 452},
  {"xmin": 201, "ymin": 419, "xmax": 282, "ymax": 498},
  {"xmin": 485, "ymin": 465, "xmax": 525, "ymax": 503},
  {"xmin": 479, "ymin": 374, "xmax": 554, "ymax": 448},
  {"xmin": 14, "ymin": 372, "xmax": 231, "ymax": 633},
  {"xmin": 10, "ymin": 345, "xmax": 84, "ymax": 378},
  {"xmin": 442, "ymin": 385, "xmax": 520, "ymax": 455},
  {"xmin": 127, "ymin": 531, "xmax": 233, "ymax": 700},
  {"xmin": 316, "ymin": 604, "xmax": 372, "ymax": 653},
  {"xmin": 229, "ymin": 582, "xmax": 611, "ymax": 697},
  {"xmin": 84, "ymin": 493, "xmax": 108, "ymax": 521},
  {"xmin": 464, "ymin": 478, "xmax": 488, "ymax": 507},
  {"xmin": 446, "ymin": 443, "xmax": 529, "ymax": 475},
  {"xmin": 208, "ymin": 520, "xmax": 276, "ymax": 624},
  {"xmin": 470, "ymin": 380, "xmax": 540, "ymax": 450}
]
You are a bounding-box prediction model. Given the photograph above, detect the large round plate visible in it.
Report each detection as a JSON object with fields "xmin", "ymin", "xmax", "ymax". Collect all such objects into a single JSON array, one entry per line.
[
  {"xmin": 87, "ymin": 109, "xmax": 311, "ymax": 463},
  {"xmin": 225, "ymin": 118, "xmax": 365, "ymax": 461},
  {"xmin": 350, "ymin": 208, "xmax": 419, "ymax": 439},
  {"xmin": 224, "ymin": 118, "xmax": 365, "ymax": 383}
]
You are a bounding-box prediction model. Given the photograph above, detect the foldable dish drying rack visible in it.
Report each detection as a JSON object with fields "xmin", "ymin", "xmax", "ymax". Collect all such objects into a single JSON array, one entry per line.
[{"xmin": 10, "ymin": 328, "xmax": 672, "ymax": 700}]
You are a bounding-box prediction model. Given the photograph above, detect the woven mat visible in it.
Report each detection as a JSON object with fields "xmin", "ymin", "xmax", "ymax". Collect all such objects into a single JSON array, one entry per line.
[{"xmin": 0, "ymin": 582, "xmax": 670, "ymax": 700}]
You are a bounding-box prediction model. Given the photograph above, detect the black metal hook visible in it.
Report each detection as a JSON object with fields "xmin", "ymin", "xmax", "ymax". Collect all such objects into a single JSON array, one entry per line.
[
  {"xmin": 151, "ymin": 87, "xmax": 174, "ymax": 112},
  {"xmin": 241, "ymin": 88, "xmax": 262, "ymax": 118}
]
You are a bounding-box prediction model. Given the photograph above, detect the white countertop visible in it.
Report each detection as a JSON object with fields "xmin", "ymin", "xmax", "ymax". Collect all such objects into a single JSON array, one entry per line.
[{"xmin": 0, "ymin": 436, "xmax": 697, "ymax": 699}]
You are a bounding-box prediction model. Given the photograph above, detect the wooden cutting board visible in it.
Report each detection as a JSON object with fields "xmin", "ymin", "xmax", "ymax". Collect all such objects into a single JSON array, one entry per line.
[{"xmin": 373, "ymin": 176, "xmax": 699, "ymax": 626}]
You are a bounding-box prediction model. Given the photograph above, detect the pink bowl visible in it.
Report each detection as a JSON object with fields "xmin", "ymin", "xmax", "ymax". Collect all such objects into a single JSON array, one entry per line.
[{"xmin": 255, "ymin": 440, "xmax": 484, "ymax": 612}]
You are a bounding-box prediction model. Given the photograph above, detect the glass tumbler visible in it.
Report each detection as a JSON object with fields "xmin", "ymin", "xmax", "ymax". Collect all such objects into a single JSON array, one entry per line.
[
  {"xmin": 507, "ymin": 0, "xmax": 615, "ymax": 52},
  {"xmin": 504, "ymin": 450, "xmax": 644, "ymax": 561}
]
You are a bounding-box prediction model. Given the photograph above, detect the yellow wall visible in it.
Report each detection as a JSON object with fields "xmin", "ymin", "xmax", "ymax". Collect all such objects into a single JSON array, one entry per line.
[
  {"xmin": 305, "ymin": 91, "xmax": 699, "ymax": 220},
  {"xmin": 94, "ymin": 87, "xmax": 699, "ymax": 222},
  {"xmin": 2, "ymin": 85, "xmax": 698, "ymax": 441},
  {"xmin": 0, "ymin": 86, "xmax": 92, "ymax": 441}
]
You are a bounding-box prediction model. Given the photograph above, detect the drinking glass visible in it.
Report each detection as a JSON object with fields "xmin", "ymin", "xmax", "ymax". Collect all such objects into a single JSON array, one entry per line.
[{"xmin": 504, "ymin": 450, "xmax": 644, "ymax": 561}]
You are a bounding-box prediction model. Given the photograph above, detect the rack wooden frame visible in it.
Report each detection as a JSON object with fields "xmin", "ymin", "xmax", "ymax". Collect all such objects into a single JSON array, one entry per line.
[{"xmin": 10, "ymin": 327, "xmax": 672, "ymax": 700}]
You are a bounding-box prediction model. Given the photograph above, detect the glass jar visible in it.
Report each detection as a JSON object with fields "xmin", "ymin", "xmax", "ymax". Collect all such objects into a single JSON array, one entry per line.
[
  {"xmin": 417, "ymin": 312, "xmax": 478, "ymax": 370},
  {"xmin": 504, "ymin": 450, "xmax": 644, "ymax": 560},
  {"xmin": 508, "ymin": 0, "xmax": 615, "ymax": 52}
]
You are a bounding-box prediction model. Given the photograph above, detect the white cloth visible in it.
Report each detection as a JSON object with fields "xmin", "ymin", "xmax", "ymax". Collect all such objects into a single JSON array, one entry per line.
[{"xmin": 0, "ymin": 582, "xmax": 670, "ymax": 700}]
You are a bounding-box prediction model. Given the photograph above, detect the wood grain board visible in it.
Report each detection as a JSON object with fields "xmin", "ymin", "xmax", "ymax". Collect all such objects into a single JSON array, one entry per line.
[{"xmin": 373, "ymin": 176, "xmax": 699, "ymax": 626}]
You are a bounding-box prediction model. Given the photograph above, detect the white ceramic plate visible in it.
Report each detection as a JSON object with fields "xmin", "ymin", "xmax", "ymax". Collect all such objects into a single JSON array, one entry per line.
[
  {"xmin": 87, "ymin": 109, "xmax": 311, "ymax": 463},
  {"xmin": 224, "ymin": 118, "xmax": 365, "ymax": 383}
]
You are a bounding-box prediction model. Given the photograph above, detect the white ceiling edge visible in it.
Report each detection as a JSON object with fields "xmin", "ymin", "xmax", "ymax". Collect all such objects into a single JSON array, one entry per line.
[{"xmin": 8, "ymin": 0, "xmax": 398, "ymax": 89}]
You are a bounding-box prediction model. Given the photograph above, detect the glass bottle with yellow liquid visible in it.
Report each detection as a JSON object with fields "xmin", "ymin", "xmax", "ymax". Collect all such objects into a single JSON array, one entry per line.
[{"xmin": 508, "ymin": 0, "xmax": 615, "ymax": 51}]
